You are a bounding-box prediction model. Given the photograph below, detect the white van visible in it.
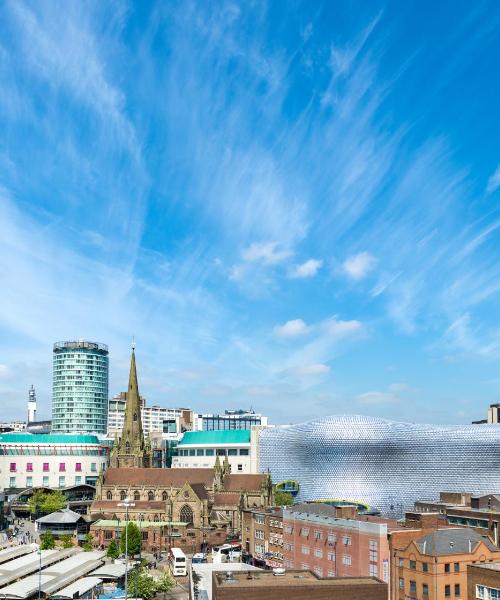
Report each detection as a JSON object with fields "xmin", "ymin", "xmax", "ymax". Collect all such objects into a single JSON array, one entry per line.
[{"xmin": 168, "ymin": 547, "xmax": 187, "ymax": 576}]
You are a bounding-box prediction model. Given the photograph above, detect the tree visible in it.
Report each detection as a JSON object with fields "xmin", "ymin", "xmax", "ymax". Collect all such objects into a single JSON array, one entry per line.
[
  {"xmin": 61, "ymin": 534, "xmax": 74, "ymax": 548},
  {"xmin": 106, "ymin": 538, "xmax": 120, "ymax": 560},
  {"xmin": 120, "ymin": 522, "xmax": 141, "ymax": 557},
  {"xmin": 128, "ymin": 570, "xmax": 157, "ymax": 600},
  {"xmin": 83, "ymin": 533, "xmax": 94, "ymax": 551},
  {"xmin": 274, "ymin": 490, "xmax": 294, "ymax": 506},
  {"xmin": 156, "ymin": 572, "xmax": 175, "ymax": 594},
  {"xmin": 40, "ymin": 532, "xmax": 55, "ymax": 550},
  {"xmin": 28, "ymin": 490, "xmax": 66, "ymax": 516}
]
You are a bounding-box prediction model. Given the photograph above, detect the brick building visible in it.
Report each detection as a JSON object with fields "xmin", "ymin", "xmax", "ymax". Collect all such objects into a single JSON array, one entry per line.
[
  {"xmin": 212, "ymin": 569, "xmax": 387, "ymax": 600},
  {"xmin": 241, "ymin": 507, "xmax": 283, "ymax": 568},
  {"xmin": 390, "ymin": 527, "xmax": 500, "ymax": 600},
  {"xmin": 282, "ymin": 503, "xmax": 396, "ymax": 582},
  {"xmin": 467, "ymin": 562, "xmax": 500, "ymax": 600}
]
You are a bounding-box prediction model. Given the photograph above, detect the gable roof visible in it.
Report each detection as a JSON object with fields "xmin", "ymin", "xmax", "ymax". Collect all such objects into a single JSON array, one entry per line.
[
  {"xmin": 415, "ymin": 528, "xmax": 498, "ymax": 556},
  {"xmin": 179, "ymin": 430, "xmax": 251, "ymax": 445},
  {"xmin": 223, "ymin": 473, "xmax": 267, "ymax": 492},
  {"xmin": 36, "ymin": 508, "xmax": 83, "ymax": 524},
  {"xmin": 103, "ymin": 467, "xmax": 214, "ymax": 487}
]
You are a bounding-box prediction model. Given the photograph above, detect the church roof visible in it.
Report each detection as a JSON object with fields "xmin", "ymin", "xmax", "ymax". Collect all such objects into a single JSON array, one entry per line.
[
  {"xmin": 223, "ymin": 473, "xmax": 267, "ymax": 491},
  {"xmin": 103, "ymin": 467, "xmax": 214, "ymax": 487}
]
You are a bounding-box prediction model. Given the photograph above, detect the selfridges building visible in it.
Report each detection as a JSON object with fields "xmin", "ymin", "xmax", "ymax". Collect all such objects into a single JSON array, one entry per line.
[{"xmin": 259, "ymin": 415, "xmax": 500, "ymax": 516}]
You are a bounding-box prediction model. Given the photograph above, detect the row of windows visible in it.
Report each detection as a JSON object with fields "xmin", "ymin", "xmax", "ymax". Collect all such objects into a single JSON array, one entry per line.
[
  {"xmin": 299, "ymin": 528, "xmax": 349, "ymax": 545},
  {"xmin": 477, "ymin": 584, "xmax": 500, "ymax": 600},
  {"xmin": 107, "ymin": 490, "xmax": 171, "ymax": 502},
  {"xmin": 9, "ymin": 461, "xmax": 103, "ymax": 472},
  {"xmin": 400, "ymin": 579, "xmax": 461, "ymax": 597},
  {"xmin": 177, "ymin": 448, "xmax": 249, "ymax": 457},
  {"xmin": 0, "ymin": 447, "xmax": 107, "ymax": 456},
  {"xmin": 9, "ymin": 475, "xmax": 96, "ymax": 488},
  {"xmin": 405, "ymin": 559, "xmax": 460, "ymax": 573}
]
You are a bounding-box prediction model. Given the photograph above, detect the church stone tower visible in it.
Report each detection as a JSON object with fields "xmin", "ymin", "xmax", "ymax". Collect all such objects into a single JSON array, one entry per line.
[{"xmin": 110, "ymin": 345, "xmax": 152, "ymax": 468}]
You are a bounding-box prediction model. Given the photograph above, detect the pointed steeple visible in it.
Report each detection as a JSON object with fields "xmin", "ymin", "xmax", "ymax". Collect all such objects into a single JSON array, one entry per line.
[{"xmin": 110, "ymin": 343, "xmax": 152, "ymax": 468}]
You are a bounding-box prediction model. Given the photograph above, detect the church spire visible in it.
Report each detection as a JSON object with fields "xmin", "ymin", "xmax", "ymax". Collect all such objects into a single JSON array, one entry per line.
[{"xmin": 110, "ymin": 343, "xmax": 152, "ymax": 468}]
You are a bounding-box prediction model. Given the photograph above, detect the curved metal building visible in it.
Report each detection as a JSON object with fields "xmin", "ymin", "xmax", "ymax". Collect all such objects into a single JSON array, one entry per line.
[{"xmin": 259, "ymin": 415, "xmax": 500, "ymax": 516}]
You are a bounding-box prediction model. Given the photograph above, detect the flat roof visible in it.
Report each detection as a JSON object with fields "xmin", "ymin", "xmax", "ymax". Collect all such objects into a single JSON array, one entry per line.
[
  {"xmin": 192, "ymin": 563, "xmax": 262, "ymax": 600},
  {"xmin": 0, "ymin": 434, "xmax": 101, "ymax": 444},
  {"xmin": 0, "ymin": 549, "xmax": 76, "ymax": 587},
  {"xmin": 469, "ymin": 562, "xmax": 500, "ymax": 572},
  {"xmin": 213, "ymin": 570, "xmax": 385, "ymax": 588},
  {"xmin": 91, "ymin": 563, "xmax": 131, "ymax": 579},
  {"xmin": 0, "ymin": 546, "xmax": 33, "ymax": 565},
  {"xmin": 179, "ymin": 430, "xmax": 251, "ymax": 446},
  {"xmin": 51, "ymin": 576, "xmax": 102, "ymax": 599}
]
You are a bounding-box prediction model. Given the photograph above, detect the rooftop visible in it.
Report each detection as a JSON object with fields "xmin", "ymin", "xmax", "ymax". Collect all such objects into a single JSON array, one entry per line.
[
  {"xmin": 178, "ymin": 430, "xmax": 251, "ymax": 445},
  {"xmin": 36, "ymin": 508, "xmax": 83, "ymax": 525},
  {"xmin": 415, "ymin": 528, "xmax": 499, "ymax": 555},
  {"xmin": 213, "ymin": 570, "xmax": 385, "ymax": 589},
  {"xmin": 469, "ymin": 562, "xmax": 500, "ymax": 572},
  {"xmin": 0, "ymin": 433, "xmax": 102, "ymax": 444}
]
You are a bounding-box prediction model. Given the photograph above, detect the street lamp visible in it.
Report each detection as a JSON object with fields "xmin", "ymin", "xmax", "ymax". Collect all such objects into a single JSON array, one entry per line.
[
  {"xmin": 117, "ymin": 497, "xmax": 135, "ymax": 600},
  {"xmin": 135, "ymin": 513, "xmax": 143, "ymax": 600}
]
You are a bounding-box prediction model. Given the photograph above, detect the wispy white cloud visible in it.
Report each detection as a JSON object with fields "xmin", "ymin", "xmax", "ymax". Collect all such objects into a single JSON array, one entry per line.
[
  {"xmin": 289, "ymin": 258, "xmax": 322, "ymax": 278},
  {"xmin": 357, "ymin": 390, "xmax": 397, "ymax": 404},
  {"xmin": 242, "ymin": 241, "xmax": 292, "ymax": 265},
  {"xmin": 323, "ymin": 318, "xmax": 363, "ymax": 337},
  {"xmin": 274, "ymin": 319, "xmax": 311, "ymax": 338},
  {"xmin": 486, "ymin": 165, "xmax": 500, "ymax": 194},
  {"xmin": 288, "ymin": 363, "xmax": 330, "ymax": 376},
  {"xmin": 342, "ymin": 252, "xmax": 377, "ymax": 280}
]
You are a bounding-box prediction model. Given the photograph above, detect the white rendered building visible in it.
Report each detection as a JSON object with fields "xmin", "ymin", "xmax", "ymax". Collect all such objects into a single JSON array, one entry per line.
[
  {"xmin": 0, "ymin": 433, "xmax": 110, "ymax": 492},
  {"xmin": 171, "ymin": 428, "xmax": 261, "ymax": 473}
]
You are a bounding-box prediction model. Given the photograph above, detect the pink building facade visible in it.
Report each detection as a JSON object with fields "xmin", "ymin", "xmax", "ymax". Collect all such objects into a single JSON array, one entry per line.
[{"xmin": 282, "ymin": 504, "xmax": 391, "ymax": 583}]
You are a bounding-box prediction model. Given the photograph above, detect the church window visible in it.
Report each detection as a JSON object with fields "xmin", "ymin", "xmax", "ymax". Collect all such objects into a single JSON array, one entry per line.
[
  {"xmin": 180, "ymin": 505, "xmax": 194, "ymax": 527},
  {"xmin": 106, "ymin": 491, "xmax": 112, "ymax": 500},
  {"xmin": 120, "ymin": 490, "xmax": 126, "ymax": 501},
  {"xmin": 162, "ymin": 491, "xmax": 168, "ymax": 501},
  {"xmin": 148, "ymin": 491, "xmax": 154, "ymax": 501},
  {"xmin": 154, "ymin": 514, "xmax": 159, "ymax": 522},
  {"xmin": 184, "ymin": 490, "xmax": 189, "ymax": 498},
  {"xmin": 134, "ymin": 491, "xmax": 140, "ymax": 501},
  {"xmin": 125, "ymin": 441, "xmax": 130, "ymax": 453}
]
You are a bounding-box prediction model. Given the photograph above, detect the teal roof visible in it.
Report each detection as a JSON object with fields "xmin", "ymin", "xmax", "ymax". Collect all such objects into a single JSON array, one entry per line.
[
  {"xmin": 0, "ymin": 433, "xmax": 101, "ymax": 444},
  {"xmin": 179, "ymin": 430, "xmax": 251, "ymax": 446}
]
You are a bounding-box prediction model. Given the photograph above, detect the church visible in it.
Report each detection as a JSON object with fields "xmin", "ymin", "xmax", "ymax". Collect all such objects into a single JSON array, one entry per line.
[{"xmin": 90, "ymin": 347, "xmax": 274, "ymax": 553}]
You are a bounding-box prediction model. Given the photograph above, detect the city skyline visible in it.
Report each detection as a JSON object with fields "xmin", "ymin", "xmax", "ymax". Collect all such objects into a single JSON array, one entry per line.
[{"xmin": 1, "ymin": 2, "xmax": 500, "ymax": 425}]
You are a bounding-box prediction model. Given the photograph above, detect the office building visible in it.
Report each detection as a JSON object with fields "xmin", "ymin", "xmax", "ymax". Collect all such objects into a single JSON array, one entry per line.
[
  {"xmin": 52, "ymin": 340, "xmax": 109, "ymax": 434},
  {"xmin": 241, "ymin": 507, "xmax": 284, "ymax": 569},
  {"xmin": 0, "ymin": 433, "xmax": 110, "ymax": 492},
  {"xmin": 172, "ymin": 429, "xmax": 259, "ymax": 473},
  {"xmin": 389, "ymin": 528, "xmax": 500, "ymax": 600},
  {"xmin": 201, "ymin": 409, "xmax": 267, "ymax": 431},
  {"xmin": 27, "ymin": 385, "xmax": 37, "ymax": 423},
  {"xmin": 258, "ymin": 415, "xmax": 500, "ymax": 514},
  {"xmin": 467, "ymin": 562, "xmax": 500, "ymax": 600},
  {"xmin": 472, "ymin": 403, "xmax": 500, "ymax": 425}
]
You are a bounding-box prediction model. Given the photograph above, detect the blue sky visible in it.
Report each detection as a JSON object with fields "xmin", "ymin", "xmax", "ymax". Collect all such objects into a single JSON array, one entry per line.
[{"xmin": 1, "ymin": 0, "xmax": 500, "ymax": 425}]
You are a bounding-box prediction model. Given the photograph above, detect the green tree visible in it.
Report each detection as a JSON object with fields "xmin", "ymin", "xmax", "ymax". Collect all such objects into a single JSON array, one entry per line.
[
  {"xmin": 156, "ymin": 572, "xmax": 175, "ymax": 594},
  {"xmin": 120, "ymin": 522, "xmax": 141, "ymax": 557},
  {"xmin": 83, "ymin": 533, "xmax": 94, "ymax": 551},
  {"xmin": 274, "ymin": 490, "xmax": 294, "ymax": 506},
  {"xmin": 106, "ymin": 538, "xmax": 120, "ymax": 560},
  {"xmin": 128, "ymin": 570, "xmax": 157, "ymax": 600},
  {"xmin": 28, "ymin": 490, "xmax": 66, "ymax": 516},
  {"xmin": 60, "ymin": 534, "xmax": 73, "ymax": 548},
  {"xmin": 40, "ymin": 531, "xmax": 55, "ymax": 550}
]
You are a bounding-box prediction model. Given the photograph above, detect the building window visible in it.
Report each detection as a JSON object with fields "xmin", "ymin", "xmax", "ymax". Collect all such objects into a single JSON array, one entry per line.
[
  {"xmin": 42, "ymin": 476, "xmax": 49, "ymax": 486},
  {"xmin": 26, "ymin": 463, "xmax": 33, "ymax": 472},
  {"xmin": 91, "ymin": 462, "xmax": 97, "ymax": 472},
  {"xmin": 43, "ymin": 462, "xmax": 49, "ymax": 472},
  {"xmin": 445, "ymin": 584, "xmax": 451, "ymax": 597},
  {"xmin": 399, "ymin": 578, "xmax": 405, "ymax": 590},
  {"xmin": 423, "ymin": 562, "xmax": 429, "ymax": 572},
  {"xmin": 327, "ymin": 551, "xmax": 335, "ymax": 561},
  {"xmin": 104, "ymin": 530, "xmax": 113, "ymax": 540},
  {"xmin": 399, "ymin": 558, "xmax": 404, "ymax": 567},
  {"xmin": 342, "ymin": 536, "xmax": 351, "ymax": 546},
  {"xmin": 313, "ymin": 566, "xmax": 323, "ymax": 577},
  {"xmin": 162, "ymin": 491, "xmax": 168, "ymax": 501},
  {"xmin": 216, "ymin": 449, "xmax": 226, "ymax": 456},
  {"xmin": 205, "ymin": 449, "xmax": 214, "ymax": 456},
  {"xmin": 134, "ymin": 491, "xmax": 140, "ymax": 501},
  {"xmin": 197, "ymin": 449, "xmax": 204, "ymax": 456},
  {"xmin": 9, "ymin": 477, "xmax": 16, "ymax": 488},
  {"xmin": 148, "ymin": 491, "xmax": 154, "ymax": 501},
  {"xmin": 180, "ymin": 505, "xmax": 194, "ymax": 527},
  {"xmin": 75, "ymin": 463, "xmax": 82, "ymax": 472},
  {"xmin": 239, "ymin": 449, "xmax": 249, "ymax": 455},
  {"xmin": 255, "ymin": 514, "xmax": 265, "ymax": 524},
  {"xmin": 59, "ymin": 476, "xmax": 65, "ymax": 487},
  {"xmin": 59, "ymin": 462, "xmax": 66, "ymax": 472},
  {"xmin": 369, "ymin": 564, "xmax": 378, "ymax": 577},
  {"xmin": 228, "ymin": 449, "xmax": 237, "ymax": 456},
  {"xmin": 301, "ymin": 527, "xmax": 310, "ymax": 537},
  {"xmin": 106, "ymin": 491, "xmax": 113, "ymax": 500},
  {"xmin": 314, "ymin": 548, "xmax": 323, "ymax": 558},
  {"xmin": 454, "ymin": 562, "xmax": 460, "ymax": 573},
  {"xmin": 120, "ymin": 490, "xmax": 127, "ymax": 501},
  {"xmin": 314, "ymin": 530, "xmax": 322, "ymax": 540},
  {"xmin": 342, "ymin": 554, "xmax": 352, "ymax": 566},
  {"xmin": 301, "ymin": 545, "xmax": 310, "ymax": 555},
  {"xmin": 26, "ymin": 476, "xmax": 33, "ymax": 488},
  {"xmin": 9, "ymin": 463, "xmax": 16, "ymax": 472},
  {"xmin": 255, "ymin": 530, "xmax": 265, "ymax": 540},
  {"xmin": 445, "ymin": 563, "xmax": 450, "ymax": 573},
  {"xmin": 410, "ymin": 560, "xmax": 416, "ymax": 570},
  {"xmin": 369, "ymin": 540, "xmax": 378, "ymax": 562},
  {"xmin": 74, "ymin": 476, "xmax": 81, "ymax": 485},
  {"xmin": 454, "ymin": 584, "xmax": 460, "ymax": 596},
  {"xmin": 423, "ymin": 583, "xmax": 429, "ymax": 597},
  {"xmin": 237, "ymin": 464, "xmax": 243, "ymax": 471},
  {"xmin": 327, "ymin": 533, "xmax": 336, "ymax": 544},
  {"xmin": 410, "ymin": 581, "xmax": 417, "ymax": 594}
]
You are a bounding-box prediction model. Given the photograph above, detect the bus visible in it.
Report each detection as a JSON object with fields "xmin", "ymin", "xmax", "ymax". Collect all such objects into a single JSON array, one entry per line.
[
  {"xmin": 211, "ymin": 543, "xmax": 242, "ymax": 563},
  {"xmin": 168, "ymin": 547, "xmax": 187, "ymax": 576}
]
